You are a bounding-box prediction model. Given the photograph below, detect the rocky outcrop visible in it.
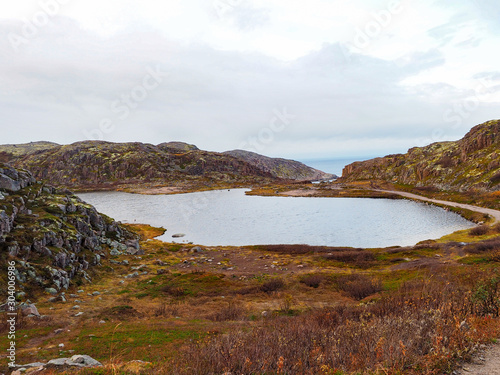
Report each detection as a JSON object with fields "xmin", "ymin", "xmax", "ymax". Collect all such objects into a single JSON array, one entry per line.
[
  {"xmin": 0, "ymin": 163, "xmax": 139, "ymax": 295},
  {"xmin": 158, "ymin": 141, "xmax": 199, "ymax": 152},
  {"xmin": 342, "ymin": 120, "xmax": 500, "ymax": 192},
  {"xmin": 11, "ymin": 354, "xmax": 102, "ymax": 373},
  {"xmin": 224, "ymin": 150, "xmax": 336, "ymax": 181}
]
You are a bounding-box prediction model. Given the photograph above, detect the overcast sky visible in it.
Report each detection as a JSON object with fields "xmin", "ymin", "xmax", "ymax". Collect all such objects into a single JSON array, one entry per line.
[{"xmin": 0, "ymin": 0, "xmax": 499, "ymax": 160}]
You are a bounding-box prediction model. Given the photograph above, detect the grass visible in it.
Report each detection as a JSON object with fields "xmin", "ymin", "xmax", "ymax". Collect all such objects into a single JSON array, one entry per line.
[{"xmin": 4, "ymin": 220, "xmax": 500, "ymax": 375}]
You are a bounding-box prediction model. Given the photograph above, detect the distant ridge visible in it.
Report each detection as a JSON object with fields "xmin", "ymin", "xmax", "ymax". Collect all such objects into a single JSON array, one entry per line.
[
  {"xmin": 224, "ymin": 149, "xmax": 336, "ymax": 181},
  {"xmin": 342, "ymin": 119, "xmax": 500, "ymax": 192}
]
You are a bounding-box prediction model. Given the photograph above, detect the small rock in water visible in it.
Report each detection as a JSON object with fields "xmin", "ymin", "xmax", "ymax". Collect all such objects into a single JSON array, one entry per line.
[{"xmin": 172, "ymin": 233, "xmax": 186, "ymax": 238}]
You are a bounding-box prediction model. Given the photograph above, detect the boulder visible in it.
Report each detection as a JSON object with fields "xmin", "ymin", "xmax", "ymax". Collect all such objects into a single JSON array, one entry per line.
[{"xmin": 21, "ymin": 304, "xmax": 40, "ymax": 317}]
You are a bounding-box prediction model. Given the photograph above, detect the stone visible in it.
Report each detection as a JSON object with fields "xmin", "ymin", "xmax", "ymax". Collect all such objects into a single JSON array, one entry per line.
[
  {"xmin": 70, "ymin": 354, "xmax": 103, "ymax": 367},
  {"xmin": 16, "ymin": 291, "xmax": 27, "ymax": 299},
  {"xmin": 74, "ymin": 312, "xmax": 84, "ymax": 317},
  {"xmin": 72, "ymin": 305, "xmax": 80, "ymax": 310},
  {"xmin": 172, "ymin": 233, "xmax": 186, "ymax": 238},
  {"xmin": 460, "ymin": 320, "xmax": 470, "ymax": 331},
  {"xmin": 45, "ymin": 288, "xmax": 58, "ymax": 295},
  {"xmin": 21, "ymin": 304, "xmax": 40, "ymax": 317},
  {"xmin": 48, "ymin": 358, "xmax": 68, "ymax": 366},
  {"xmin": 92, "ymin": 291, "xmax": 100, "ymax": 296}
]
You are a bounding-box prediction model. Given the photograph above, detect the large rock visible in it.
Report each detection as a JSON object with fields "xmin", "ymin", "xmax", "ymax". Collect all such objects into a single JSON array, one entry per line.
[{"xmin": 21, "ymin": 304, "xmax": 40, "ymax": 317}]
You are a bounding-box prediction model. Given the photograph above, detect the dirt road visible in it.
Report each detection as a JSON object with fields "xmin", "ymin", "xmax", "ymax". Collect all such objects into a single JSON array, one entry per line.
[
  {"xmin": 456, "ymin": 343, "xmax": 500, "ymax": 374},
  {"xmin": 375, "ymin": 190, "xmax": 500, "ymax": 223}
]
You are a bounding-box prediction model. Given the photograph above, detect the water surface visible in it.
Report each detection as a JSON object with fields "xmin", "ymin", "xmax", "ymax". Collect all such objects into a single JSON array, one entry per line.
[{"xmin": 78, "ymin": 189, "xmax": 474, "ymax": 248}]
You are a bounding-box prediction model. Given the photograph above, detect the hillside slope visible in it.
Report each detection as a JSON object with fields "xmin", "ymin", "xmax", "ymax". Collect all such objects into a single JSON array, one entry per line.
[
  {"xmin": 342, "ymin": 120, "xmax": 500, "ymax": 192},
  {"xmin": 0, "ymin": 163, "xmax": 139, "ymax": 296},
  {"xmin": 5, "ymin": 141, "xmax": 277, "ymax": 191},
  {"xmin": 224, "ymin": 149, "xmax": 336, "ymax": 180}
]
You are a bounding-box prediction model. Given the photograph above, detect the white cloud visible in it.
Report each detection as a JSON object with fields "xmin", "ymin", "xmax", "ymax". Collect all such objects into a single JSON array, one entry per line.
[{"xmin": 0, "ymin": 0, "xmax": 499, "ymax": 160}]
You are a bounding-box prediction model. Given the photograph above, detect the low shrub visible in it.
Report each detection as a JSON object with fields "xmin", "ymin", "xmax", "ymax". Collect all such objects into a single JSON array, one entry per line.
[
  {"xmin": 465, "ymin": 237, "xmax": 500, "ymax": 254},
  {"xmin": 260, "ymin": 278, "xmax": 285, "ymax": 293},
  {"xmin": 336, "ymin": 273, "xmax": 383, "ymax": 300},
  {"xmin": 323, "ymin": 250, "xmax": 376, "ymax": 268},
  {"xmin": 469, "ymin": 225, "xmax": 490, "ymax": 236},
  {"xmin": 207, "ymin": 300, "xmax": 247, "ymax": 322},
  {"xmin": 300, "ymin": 274, "xmax": 323, "ymax": 288},
  {"xmin": 161, "ymin": 284, "xmax": 187, "ymax": 297}
]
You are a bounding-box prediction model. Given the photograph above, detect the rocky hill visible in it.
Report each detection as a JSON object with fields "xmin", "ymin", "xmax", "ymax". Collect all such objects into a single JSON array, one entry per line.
[
  {"xmin": 0, "ymin": 141, "xmax": 59, "ymax": 163},
  {"xmin": 0, "ymin": 163, "xmax": 139, "ymax": 297},
  {"xmin": 2, "ymin": 141, "xmax": 277, "ymax": 191},
  {"xmin": 224, "ymin": 150, "xmax": 336, "ymax": 181},
  {"xmin": 342, "ymin": 119, "xmax": 500, "ymax": 192},
  {"xmin": 0, "ymin": 141, "xmax": 333, "ymax": 191}
]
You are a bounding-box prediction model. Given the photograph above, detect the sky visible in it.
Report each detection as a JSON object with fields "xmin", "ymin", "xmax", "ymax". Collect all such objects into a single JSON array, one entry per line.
[{"xmin": 0, "ymin": 0, "xmax": 499, "ymax": 160}]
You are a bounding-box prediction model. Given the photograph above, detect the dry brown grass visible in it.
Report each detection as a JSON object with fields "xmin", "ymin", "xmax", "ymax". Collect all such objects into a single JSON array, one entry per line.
[{"xmin": 168, "ymin": 271, "xmax": 500, "ymax": 375}]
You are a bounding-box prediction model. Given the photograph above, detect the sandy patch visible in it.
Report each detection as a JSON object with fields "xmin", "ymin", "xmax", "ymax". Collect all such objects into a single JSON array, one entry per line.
[
  {"xmin": 279, "ymin": 189, "xmax": 317, "ymax": 197},
  {"xmin": 132, "ymin": 186, "xmax": 185, "ymax": 195}
]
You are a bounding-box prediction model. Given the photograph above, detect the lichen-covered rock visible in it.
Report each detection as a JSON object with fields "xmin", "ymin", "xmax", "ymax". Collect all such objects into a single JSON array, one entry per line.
[
  {"xmin": 0, "ymin": 163, "xmax": 139, "ymax": 296},
  {"xmin": 342, "ymin": 119, "xmax": 500, "ymax": 192}
]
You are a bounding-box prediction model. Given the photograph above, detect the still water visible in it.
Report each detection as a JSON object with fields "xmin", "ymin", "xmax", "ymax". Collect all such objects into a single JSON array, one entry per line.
[{"xmin": 78, "ymin": 189, "xmax": 474, "ymax": 248}]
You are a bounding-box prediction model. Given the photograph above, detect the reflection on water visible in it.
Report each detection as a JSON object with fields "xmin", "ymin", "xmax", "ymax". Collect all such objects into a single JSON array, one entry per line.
[{"xmin": 78, "ymin": 189, "xmax": 474, "ymax": 248}]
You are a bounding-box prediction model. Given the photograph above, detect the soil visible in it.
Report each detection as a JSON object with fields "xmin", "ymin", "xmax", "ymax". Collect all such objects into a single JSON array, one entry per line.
[{"xmin": 456, "ymin": 342, "xmax": 500, "ymax": 374}]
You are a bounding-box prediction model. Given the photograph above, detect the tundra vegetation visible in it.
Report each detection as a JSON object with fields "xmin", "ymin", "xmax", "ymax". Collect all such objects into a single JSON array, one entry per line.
[{"xmin": 2, "ymin": 222, "xmax": 500, "ymax": 375}]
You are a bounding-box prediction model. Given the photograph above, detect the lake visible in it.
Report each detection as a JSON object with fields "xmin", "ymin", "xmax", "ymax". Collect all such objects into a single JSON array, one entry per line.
[{"xmin": 78, "ymin": 189, "xmax": 474, "ymax": 248}]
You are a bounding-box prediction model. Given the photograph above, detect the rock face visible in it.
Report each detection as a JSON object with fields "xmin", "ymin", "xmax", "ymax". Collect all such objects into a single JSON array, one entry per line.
[
  {"xmin": 2, "ymin": 141, "xmax": 278, "ymax": 191},
  {"xmin": 224, "ymin": 150, "xmax": 336, "ymax": 181},
  {"xmin": 342, "ymin": 120, "xmax": 500, "ymax": 192},
  {"xmin": 0, "ymin": 163, "xmax": 139, "ymax": 294}
]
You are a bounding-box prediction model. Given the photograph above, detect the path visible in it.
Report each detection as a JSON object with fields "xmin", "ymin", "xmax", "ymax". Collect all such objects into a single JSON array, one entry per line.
[
  {"xmin": 455, "ymin": 343, "xmax": 500, "ymax": 374},
  {"xmin": 376, "ymin": 189, "xmax": 500, "ymax": 374},
  {"xmin": 375, "ymin": 190, "xmax": 500, "ymax": 223}
]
